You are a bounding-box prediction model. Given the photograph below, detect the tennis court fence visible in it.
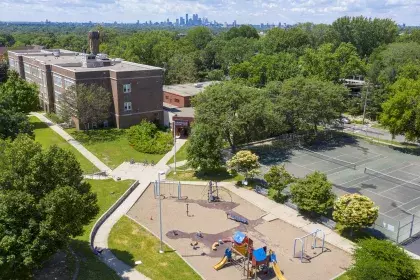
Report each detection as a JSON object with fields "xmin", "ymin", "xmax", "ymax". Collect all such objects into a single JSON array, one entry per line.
[{"xmin": 369, "ymin": 213, "xmax": 420, "ymax": 244}]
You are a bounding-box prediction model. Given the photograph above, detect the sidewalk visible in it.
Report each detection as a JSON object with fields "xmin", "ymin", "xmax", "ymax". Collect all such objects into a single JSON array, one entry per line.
[
  {"xmin": 31, "ymin": 113, "xmax": 112, "ymax": 174},
  {"xmin": 179, "ymin": 180, "xmax": 355, "ymax": 254}
]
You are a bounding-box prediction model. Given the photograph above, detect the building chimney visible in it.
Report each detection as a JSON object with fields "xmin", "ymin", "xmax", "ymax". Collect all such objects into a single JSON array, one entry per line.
[{"xmin": 88, "ymin": 31, "xmax": 100, "ymax": 55}]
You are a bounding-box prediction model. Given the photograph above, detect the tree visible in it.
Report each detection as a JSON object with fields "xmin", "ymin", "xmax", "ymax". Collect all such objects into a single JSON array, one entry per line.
[
  {"xmin": 186, "ymin": 27, "xmax": 213, "ymax": 50},
  {"xmin": 261, "ymin": 27, "xmax": 310, "ymax": 55},
  {"xmin": 333, "ymin": 194, "xmax": 379, "ymax": 235},
  {"xmin": 224, "ymin": 25, "xmax": 259, "ymax": 40},
  {"xmin": 380, "ymin": 78, "xmax": 420, "ymax": 141},
  {"xmin": 127, "ymin": 120, "xmax": 172, "ymax": 154},
  {"xmin": 227, "ymin": 150, "xmax": 260, "ymax": 180},
  {"xmin": 264, "ymin": 165, "xmax": 294, "ymax": 202},
  {"xmin": 0, "ymin": 135, "xmax": 99, "ymax": 279},
  {"xmin": 230, "ymin": 53, "xmax": 299, "ymax": 87},
  {"xmin": 276, "ymin": 77, "xmax": 347, "ymax": 132},
  {"xmin": 60, "ymin": 84, "xmax": 111, "ymax": 130},
  {"xmin": 299, "ymin": 43, "xmax": 366, "ymax": 82},
  {"xmin": 186, "ymin": 123, "xmax": 224, "ymax": 171},
  {"xmin": 0, "ymin": 70, "xmax": 39, "ymax": 113},
  {"xmin": 348, "ymin": 239, "xmax": 418, "ymax": 280},
  {"xmin": 290, "ymin": 171, "xmax": 336, "ymax": 215},
  {"xmin": 330, "ymin": 16, "xmax": 398, "ymax": 57},
  {"xmin": 0, "ymin": 100, "xmax": 33, "ymax": 140},
  {"xmin": 165, "ymin": 52, "xmax": 200, "ymax": 84},
  {"xmin": 219, "ymin": 37, "xmax": 258, "ymax": 71},
  {"xmin": 193, "ymin": 82, "xmax": 285, "ymax": 152}
]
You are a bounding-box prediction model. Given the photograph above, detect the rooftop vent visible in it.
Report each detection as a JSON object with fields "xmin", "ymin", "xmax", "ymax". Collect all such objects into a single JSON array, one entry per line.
[
  {"xmin": 194, "ymin": 83, "xmax": 203, "ymax": 88},
  {"xmin": 96, "ymin": 53, "xmax": 108, "ymax": 60}
]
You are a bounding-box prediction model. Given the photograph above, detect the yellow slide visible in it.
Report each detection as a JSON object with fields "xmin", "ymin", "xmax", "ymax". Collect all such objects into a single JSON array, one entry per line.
[
  {"xmin": 213, "ymin": 256, "xmax": 228, "ymax": 270},
  {"xmin": 272, "ymin": 262, "xmax": 287, "ymax": 280}
]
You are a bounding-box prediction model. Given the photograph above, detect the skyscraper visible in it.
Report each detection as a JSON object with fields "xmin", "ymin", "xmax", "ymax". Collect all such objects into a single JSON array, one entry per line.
[{"xmin": 186, "ymin": 14, "xmax": 189, "ymax": 25}]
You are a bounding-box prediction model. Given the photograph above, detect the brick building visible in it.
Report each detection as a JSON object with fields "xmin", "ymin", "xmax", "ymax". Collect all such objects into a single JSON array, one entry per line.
[
  {"xmin": 7, "ymin": 33, "xmax": 164, "ymax": 129},
  {"xmin": 163, "ymin": 81, "xmax": 215, "ymax": 108}
]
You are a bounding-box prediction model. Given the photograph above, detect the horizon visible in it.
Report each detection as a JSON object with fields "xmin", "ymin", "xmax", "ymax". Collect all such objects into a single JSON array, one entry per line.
[{"xmin": 1, "ymin": 0, "xmax": 419, "ymax": 26}]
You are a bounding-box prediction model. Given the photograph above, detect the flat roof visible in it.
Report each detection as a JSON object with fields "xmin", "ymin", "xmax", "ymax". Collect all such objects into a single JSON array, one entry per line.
[
  {"xmin": 163, "ymin": 102, "xmax": 195, "ymax": 118},
  {"xmin": 11, "ymin": 49, "xmax": 162, "ymax": 73},
  {"xmin": 163, "ymin": 81, "xmax": 217, "ymax": 97}
]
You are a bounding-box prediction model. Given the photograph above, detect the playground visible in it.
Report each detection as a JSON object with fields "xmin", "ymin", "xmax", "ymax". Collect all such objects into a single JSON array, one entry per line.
[
  {"xmin": 127, "ymin": 182, "xmax": 351, "ymax": 280},
  {"xmin": 249, "ymin": 133, "xmax": 420, "ymax": 244}
]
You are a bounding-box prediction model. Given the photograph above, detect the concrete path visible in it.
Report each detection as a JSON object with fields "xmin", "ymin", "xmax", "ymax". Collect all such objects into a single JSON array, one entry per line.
[
  {"xmin": 92, "ymin": 139, "xmax": 187, "ymax": 279},
  {"xmin": 111, "ymin": 139, "xmax": 187, "ymax": 180},
  {"xmin": 343, "ymin": 123, "xmax": 409, "ymax": 144},
  {"xmin": 31, "ymin": 113, "xmax": 112, "ymax": 174}
]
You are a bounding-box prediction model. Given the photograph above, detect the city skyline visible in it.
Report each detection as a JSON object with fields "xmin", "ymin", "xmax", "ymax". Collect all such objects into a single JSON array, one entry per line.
[{"xmin": 1, "ymin": 0, "xmax": 420, "ymax": 25}]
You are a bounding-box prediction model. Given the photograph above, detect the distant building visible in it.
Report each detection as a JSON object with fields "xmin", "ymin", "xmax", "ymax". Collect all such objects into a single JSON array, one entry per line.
[
  {"xmin": 8, "ymin": 32, "xmax": 164, "ymax": 130},
  {"xmin": 162, "ymin": 81, "xmax": 217, "ymax": 137}
]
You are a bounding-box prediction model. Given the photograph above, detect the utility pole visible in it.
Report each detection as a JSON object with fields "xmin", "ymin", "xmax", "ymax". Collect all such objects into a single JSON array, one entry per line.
[{"xmin": 362, "ymin": 82, "xmax": 369, "ymax": 125}]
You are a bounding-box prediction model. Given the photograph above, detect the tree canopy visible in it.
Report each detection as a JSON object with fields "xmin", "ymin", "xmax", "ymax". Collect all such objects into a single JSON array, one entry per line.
[{"xmin": 0, "ymin": 135, "xmax": 99, "ymax": 279}]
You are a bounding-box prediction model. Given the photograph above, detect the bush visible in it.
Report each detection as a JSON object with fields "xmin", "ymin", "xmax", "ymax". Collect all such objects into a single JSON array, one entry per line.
[
  {"xmin": 46, "ymin": 112, "xmax": 64, "ymax": 124},
  {"xmin": 348, "ymin": 238, "xmax": 418, "ymax": 280},
  {"xmin": 333, "ymin": 194, "xmax": 379, "ymax": 235},
  {"xmin": 264, "ymin": 165, "xmax": 294, "ymax": 203},
  {"xmin": 290, "ymin": 171, "xmax": 336, "ymax": 216},
  {"xmin": 127, "ymin": 120, "xmax": 173, "ymax": 154}
]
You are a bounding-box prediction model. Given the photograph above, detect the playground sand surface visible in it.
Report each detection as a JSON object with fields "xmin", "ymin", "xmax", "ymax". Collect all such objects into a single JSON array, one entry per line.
[{"xmin": 127, "ymin": 183, "xmax": 351, "ymax": 280}]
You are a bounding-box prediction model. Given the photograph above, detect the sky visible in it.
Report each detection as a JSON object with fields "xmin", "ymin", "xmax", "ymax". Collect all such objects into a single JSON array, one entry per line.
[{"xmin": 1, "ymin": 0, "xmax": 419, "ymax": 25}]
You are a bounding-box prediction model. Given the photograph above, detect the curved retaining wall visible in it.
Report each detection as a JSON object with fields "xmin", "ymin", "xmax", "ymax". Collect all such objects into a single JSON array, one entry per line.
[{"xmin": 89, "ymin": 180, "xmax": 140, "ymax": 251}]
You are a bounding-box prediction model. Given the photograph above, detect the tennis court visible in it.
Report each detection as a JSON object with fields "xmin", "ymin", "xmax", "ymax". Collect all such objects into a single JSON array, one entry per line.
[{"xmin": 249, "ymin": 134, "xmax": 420, "ymax": 245}]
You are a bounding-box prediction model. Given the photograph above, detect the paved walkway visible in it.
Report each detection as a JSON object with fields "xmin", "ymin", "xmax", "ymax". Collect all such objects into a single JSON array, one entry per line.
[
  {"xmin": 343, "ymin": 123, "xmax": 409, "ymax": 144},
  {"xmin": 92, "ymin": 138, "xmax": 187, "ymax": 279},
  {"xmin": 31, "ymin": 113, "xmax": 112, "ymax": 174}
]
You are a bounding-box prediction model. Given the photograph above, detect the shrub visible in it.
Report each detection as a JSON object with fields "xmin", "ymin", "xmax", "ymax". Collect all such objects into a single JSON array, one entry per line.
[
  {"xmin": 127, "ymin": 120, "xmax": 173, "ymax": 154},
  {"xmin": 264, "ymin": 165, "xmax": 294, "ymax": 203},
  {"xmin": 348, "ymin": 238, "xmax": 419, "ymax": 280},
  {"xmin": 46, "ymin": 112, "xmax": 64, "ymax": 124},
  {"xmin": 290, "ymin": 171, "xmax": 336, "ymax": 216},
  {"xmin": 333, "ymin": 194, "xmax": 379, "ymax": 235},
  {"xmin": 227, "ymin": 150, "xmax": 260, "ymax": 179}
]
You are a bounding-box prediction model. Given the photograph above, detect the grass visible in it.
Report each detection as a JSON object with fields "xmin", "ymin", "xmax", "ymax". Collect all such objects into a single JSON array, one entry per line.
[
  {"xmin": 167, "ymin": 141, "xmax": 188, "ymax": 164},
  {"xmin": 335, "ymin": 260, "xmax": 420, "ymax": 279},
  {"xmin": 30, "ymin": 116, "xmax": 99, "ymax": 174},
  {"xmin": 71, "ymin": 179, "xmax": 135, "ymax": 280},
  {"xmin": 342, "ymin": 130, "xmax": 418, "ymax": 149},
  {"xmin": 66, "ymin": 128, "xmax": 165, "ymax": 169},
  {"xmin": 109, "ymin": 216, "xmax": 201, "ymax": 280},
  {"xmin": 166, "ymin": 167, "xmax": 244, "ymax": 182}
]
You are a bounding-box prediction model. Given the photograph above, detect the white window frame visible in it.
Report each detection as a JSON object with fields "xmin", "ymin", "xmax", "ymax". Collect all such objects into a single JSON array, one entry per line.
[
  {"xmin": 64, "ymin": 79, "xmax": 75, "ymax": 89},
  {"xmin": 124, "ymin": 102, "xmax": 132, "ymax": 111},
  {"xmin": 9, "ymin": 58, "xmax": 14, "ymax": 68},
  {"xmin": 123, "ymin": 83, "xmax": 131, "ymax": 93},
  {"xmin": 41, "ymin": 71, "xmax": 46, "ymax": 87},
  {"xmin": 53, "ymin": 74, "xmax": 62, "ymax": 88},
  {"xmin": 24, "ymin": 63, "xmax": 30, "ymax": 74}
]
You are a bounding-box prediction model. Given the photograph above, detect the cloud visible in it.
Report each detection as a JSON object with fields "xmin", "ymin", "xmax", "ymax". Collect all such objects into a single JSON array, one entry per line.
[{"xmin": 0, "ymin": 0, "xmax": 418, "ymax": 24}]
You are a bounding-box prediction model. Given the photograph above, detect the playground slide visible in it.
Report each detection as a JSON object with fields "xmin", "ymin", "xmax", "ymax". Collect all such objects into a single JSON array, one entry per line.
[
  {"xmin": 213, "ymin": 256, "xmax": 228, "ymax": 271},
  {"xmin": 272, "ymin": 262, "xmax": 287, "ymax": 280}
]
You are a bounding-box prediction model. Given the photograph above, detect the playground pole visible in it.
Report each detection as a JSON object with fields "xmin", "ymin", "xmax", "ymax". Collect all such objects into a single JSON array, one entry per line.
[{"xmin": 158, "ymin": 171, "xmax": 165, "ymax": 254}]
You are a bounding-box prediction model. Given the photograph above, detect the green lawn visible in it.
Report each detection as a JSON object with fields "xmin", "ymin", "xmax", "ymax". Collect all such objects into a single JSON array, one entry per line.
[
  {"xmin": 167, "ymin": 141, "xmax": 188, "ymax": 164},
  {"xmin": 71, "ymin": 179, "xmax": 135, "ymax": 280},
  {"xmin": 166, "ymin": 167, "xmax": 244, "ymax": 182},
  {"xmin": 66, "ymin": 128, "xmax": 165, "ymax": 169},
  {"xmin": 109, "ymin": 216, "xmax": 201, "ymax": 280},
  {"xmin": 30, "ymin": 116, "xmax": 99, "ymax": 174}
]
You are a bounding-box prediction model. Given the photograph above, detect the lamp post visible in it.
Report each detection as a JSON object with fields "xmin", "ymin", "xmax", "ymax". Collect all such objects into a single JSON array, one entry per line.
[
  {"xmin": 157, "ymin": 170, "xmax": 165, "ymax": 254},
  {"xmin": 362, "ymin": 82, "xmax": 370, "ymax": 125},
  {"xmin": 173, "ymin": 120, "xmax": 177, "ymax": 175}
]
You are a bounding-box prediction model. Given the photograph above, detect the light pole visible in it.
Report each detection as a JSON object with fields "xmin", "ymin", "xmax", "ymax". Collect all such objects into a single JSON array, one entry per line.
[
  {"xmin": 173, "ymin": 120, "xmax": 177, "ymax": 175},
  {"xmin": 157, "ymin": 170, "xmax": 165, "ymax": 254},
  {"xmin": 362, "ymin": 82, "xmax": 370, "ymax": 125}
]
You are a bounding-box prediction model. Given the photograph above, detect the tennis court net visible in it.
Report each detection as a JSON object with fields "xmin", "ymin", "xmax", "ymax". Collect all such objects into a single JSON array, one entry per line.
[
  {"xmin": 299, "ymin": 146, "xmax": 357, "ymax": 169},
  {"xmin": 364, "ymin": 168, "xmax": 420, "ymax": 190}
]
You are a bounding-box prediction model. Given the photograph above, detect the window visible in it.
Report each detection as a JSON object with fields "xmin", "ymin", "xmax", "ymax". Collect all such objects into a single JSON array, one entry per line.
[
  {"xmin": 9, "ymin": 58, "xmax": 14, "ymax": 68},
  {"xmin": 54, "ymin": 90, "xmax": 62, "ymax": 102},
  {"xmin": 53, "ymin": 74, "xmax": 62, "ymax": 88},
  {"xmin": 123, "ymin": 83, "xmax": 131, "ymax": 93},
  {"xmin": 24, "ymin": 63, "xmax": 30, "ymax": 74},
  {"xmin": 64, "ymin": 79, "xmax": 75, "ymax": 89},
  {"xmin": 41, "ymin": 71, "xmax": 46, "ymax": 87},
  {"xmin": 31, "ymin": 66, "xmax": 39, "ymax": 77},
  {"xmin": 175, "ymin": 98, "xmax": 180, "ymax": 103},
  {"xmin": 124, "ymin": 102, "xmax": 132, "ymax": 111}
]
